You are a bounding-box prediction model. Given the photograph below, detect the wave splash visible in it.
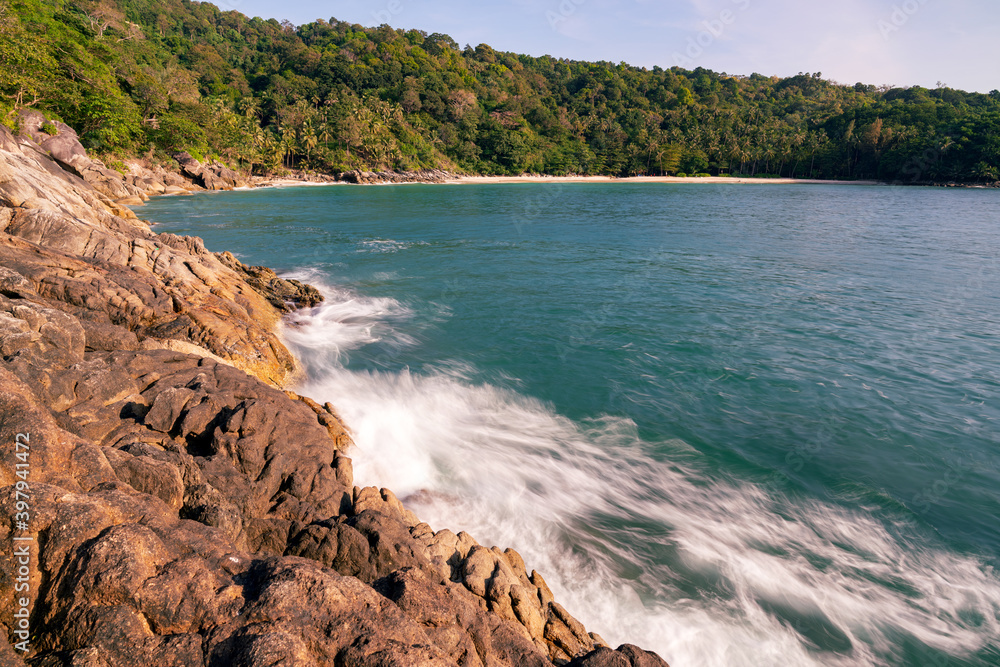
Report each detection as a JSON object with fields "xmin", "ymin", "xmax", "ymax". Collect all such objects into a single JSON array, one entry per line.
[{"xmin": 282, "ymin": 278, "xmax": 1000, "ymax": 667}]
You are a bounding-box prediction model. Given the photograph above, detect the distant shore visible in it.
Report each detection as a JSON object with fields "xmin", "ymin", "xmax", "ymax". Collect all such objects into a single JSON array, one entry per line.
[
  {"xmin": 445, "ymin": 175, "xmax": 879, "ymax": 186},
  {"xmin": 196, "ymin": 168, "xmax": 995, "ymax": 192},
  {"xmin": 249, "ymin": 173, "xmax": 882, "ymax": 189}
]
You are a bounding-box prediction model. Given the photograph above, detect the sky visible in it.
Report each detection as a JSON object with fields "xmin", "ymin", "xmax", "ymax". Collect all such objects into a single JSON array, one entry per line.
[{"xmin": 212, "ymin": 0, "xmax": 999, "ymax": 93}]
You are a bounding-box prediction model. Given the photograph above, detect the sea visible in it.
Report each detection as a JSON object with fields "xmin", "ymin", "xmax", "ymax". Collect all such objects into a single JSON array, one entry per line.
[{"xmin": 139, "ymin": 182, "xmax": 1000, "ymax": 667}]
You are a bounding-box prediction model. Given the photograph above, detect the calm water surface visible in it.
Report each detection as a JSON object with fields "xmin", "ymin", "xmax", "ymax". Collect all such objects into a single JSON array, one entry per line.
[{"xmin": 140, "ymin": 183, "xmax": 1000, "ymax": 667}]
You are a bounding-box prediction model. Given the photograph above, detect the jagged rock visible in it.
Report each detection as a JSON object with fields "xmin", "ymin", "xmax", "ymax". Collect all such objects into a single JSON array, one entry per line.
[
  {"xmin": 375, "ymin": 567, "xmax": 551, "ymax": 667},
  {"xmin": 0, "ymin": 207, "xmax": 13, "ymax": 233},
  {"xmin": 565, "ymin": 645, "xmax": 670, "ymax": 667},
  {"xmin": 18, "ymin": 113, "xmax": 140, "ymax": 202},
  {"xmin": 172, "ymin": 152, "xmax": 247, "ymax": 191},
  {"xmin": 163, "ymin": 172, "xmax": 188, "ymax": 188},
  {"xmin": 0, "ymin": 128, "xmax": 301, "ymax": 384},
  {"xmin": 172, "ymin": 151, "xmax": 205, "ymax": 182},
  {"xmin": 0, "ymin": 266, "xmax": 37, "ymax": 298},
  {"xmin": 337, "ymin": 168, "xmax": 456, "ymax": 185},
  {"xmin": 0, "ymin": 121, "xmax": 669, "ymax": 667},
  {"xmin": 218, "ymin": 251, "xmax": 324, "ymax": 312}
]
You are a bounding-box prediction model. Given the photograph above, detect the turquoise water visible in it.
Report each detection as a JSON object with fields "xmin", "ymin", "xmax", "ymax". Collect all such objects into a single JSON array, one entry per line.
[{"xmin": 140, "ymin": 183, "xmax": 1000, "ymax": 666}]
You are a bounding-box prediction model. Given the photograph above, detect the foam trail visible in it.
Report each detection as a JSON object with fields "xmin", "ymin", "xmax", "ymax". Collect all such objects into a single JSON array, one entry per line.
[{"xmin": 282, "ymin": 281, "xmax": 1000, "ymax": 667}]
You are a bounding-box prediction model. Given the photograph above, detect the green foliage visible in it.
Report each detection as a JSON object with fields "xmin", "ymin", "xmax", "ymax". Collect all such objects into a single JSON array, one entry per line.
[
  {"xmin": 102, "ymin": 156, "xmax": 127, "ymax": 174},
  {"xmin": 0, "ymin": 0, "xmax": 996, "ymax": 181},
  {"xmin": 40, "ymin": 122, "xmax": 58, "ymax": 136},
  {"xmin": 680, "ymin": 149, "xmax": 709, "ymax": 175},
  {"xmin": 150, "ymin": 112, "xmax": 205, "ymax": 152}
]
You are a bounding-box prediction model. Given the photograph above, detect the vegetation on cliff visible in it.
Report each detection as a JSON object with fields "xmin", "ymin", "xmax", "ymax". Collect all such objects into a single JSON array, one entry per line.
[{"xmin": 2, "ymin": 0, "xmax": 999, "ymax": 181}]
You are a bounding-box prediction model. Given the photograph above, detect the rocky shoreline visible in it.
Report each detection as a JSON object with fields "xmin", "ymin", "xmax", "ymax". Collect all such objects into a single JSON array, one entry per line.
[{"xmin": 0, "ymin": 119, "xmax": 669, "ymax": 666}]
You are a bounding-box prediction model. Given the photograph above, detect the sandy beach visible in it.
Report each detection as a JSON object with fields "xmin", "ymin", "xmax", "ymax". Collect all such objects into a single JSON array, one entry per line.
[{"xmin": 247, "ymin": 174, "xmax": 881, "ymax": 188}]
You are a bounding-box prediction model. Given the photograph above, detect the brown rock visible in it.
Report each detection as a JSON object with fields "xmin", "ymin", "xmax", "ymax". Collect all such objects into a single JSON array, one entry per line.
[
  {"xmin": 218, "ymin": 251, "xmax": 324, "ymax": 312},
  {"xmin": 565, "ymin": 645, "xmax": 670, "ymax": 667},
  {"xmin": 565, "ymin": 649, "xmax": 632, "ymax": 667},
  {"xmin": 0, "ymin": 120, "xmax": 664, "ymax": 667}
]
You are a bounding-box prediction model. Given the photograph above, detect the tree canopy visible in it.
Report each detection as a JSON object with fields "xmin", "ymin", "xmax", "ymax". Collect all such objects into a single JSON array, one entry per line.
[{"xmin": 2, "ymin": 0, "xmax": 998, "ymax": 181}]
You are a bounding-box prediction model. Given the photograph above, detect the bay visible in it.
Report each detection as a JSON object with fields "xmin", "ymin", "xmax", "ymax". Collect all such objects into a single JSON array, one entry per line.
[{"xmin": 140, "ymin": 182, "xmax": 1000, "ymax": 666}]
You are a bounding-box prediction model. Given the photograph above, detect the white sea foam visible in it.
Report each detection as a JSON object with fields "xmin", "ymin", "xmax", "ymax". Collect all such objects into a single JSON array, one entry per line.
[
  {"xmin": 281, "ymin": 271, "xmax": 416, "ymax": 367},
  {"xmin": 356, "ymin": 238, "xmax": 429, "ymax": 254},
  {"xmin": 283, "ymin": 283, "xmax": 1000, "ymax": 667}
]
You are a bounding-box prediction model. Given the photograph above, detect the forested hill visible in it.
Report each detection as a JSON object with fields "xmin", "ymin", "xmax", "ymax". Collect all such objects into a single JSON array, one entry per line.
[{"xmin": 2, "ymin": 0, "xmax": 999, "ymax": 181}]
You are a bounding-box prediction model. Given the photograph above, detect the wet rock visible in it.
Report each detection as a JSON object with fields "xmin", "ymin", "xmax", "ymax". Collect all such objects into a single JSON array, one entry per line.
[
  {"xmin": 218, "ymin": 251, "xmax": 324, "ymax": 312},
  {"xmin": 565, "ymin": 645, "xmax": 671, "ymax": 667},
  {"xmin": 375, "ymin": 567, "xmax": 551, "ymax": 667}
]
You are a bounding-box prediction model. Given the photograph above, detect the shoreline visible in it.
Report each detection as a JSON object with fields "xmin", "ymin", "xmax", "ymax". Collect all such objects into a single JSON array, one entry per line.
[
  {"xmin": 245, "ymin": 173, "xmax": 881, "ymax": 189},
  {"xmin": 0, "ymin": 123, "xmax": 655, "ymax": 665},
  {"xmin": 444, "ymin": 175, "xmax": 880, "ymax": 186},
  {"xmin": 244, "ymin": 172, "xmax": 999, "ymax": 190}
]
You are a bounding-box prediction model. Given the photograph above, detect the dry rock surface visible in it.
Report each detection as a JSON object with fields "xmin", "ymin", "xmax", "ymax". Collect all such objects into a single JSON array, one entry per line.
[
  {"xmin": 338, "ymin": 169, "xmax": 455, "ymax": 184},
  {"xmin": 0, "ymin": 123, "xmax": 669, "ymax": 666}
]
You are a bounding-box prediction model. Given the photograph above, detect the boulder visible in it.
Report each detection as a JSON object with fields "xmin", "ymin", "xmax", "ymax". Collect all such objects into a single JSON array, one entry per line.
[
  {"xmin": 172, "ymin": 151, "xmax": 205, "ymax": 182},
  {"xmin": 565, "ymin": 645, "xmax": 671, "ymax": 667},
  {"xmin": 171, "ymin": 153, "xmax": 246, "ymax": 191},
  {"xmin": 217, "ymin": 251, "xmax": 324, "ymax": 312}
]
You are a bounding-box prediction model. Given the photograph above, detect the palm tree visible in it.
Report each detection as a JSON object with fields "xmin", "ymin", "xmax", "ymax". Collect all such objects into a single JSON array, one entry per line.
[
  {"xmin": 301, "ymin": 121, "xmax": 318, "ymax": 165},
  {"xmin": 973, "ymin": 161, "xmax": 998, "ymax": 182},
  {"xmin": 264, "ymin": 133, "xmax": 283, "ymax": 172},
  {"xmin": 318, "ymin": 119, "xmax": 334, "ymax": 148},
  {"xmin": 280, "ymin": 122, "xmax": 296, "ymax": 168},
  {"xmin": 239, "ymin": 98, "xmax": 260, "ymax": 122},
  {"xmin": 795, "ymin": 130, "xmax": 809, "ymax": 177}
]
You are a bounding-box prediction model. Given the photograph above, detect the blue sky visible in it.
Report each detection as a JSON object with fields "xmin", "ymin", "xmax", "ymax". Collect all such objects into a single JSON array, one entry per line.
[{"xmin": 216, "ymin": 0, "xmax": 998, "ymax": 93}]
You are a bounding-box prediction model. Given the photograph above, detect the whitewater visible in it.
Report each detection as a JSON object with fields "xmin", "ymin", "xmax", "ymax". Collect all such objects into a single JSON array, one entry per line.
[
  {"xmin": 280, "ymin": 275, "xmax": 999, "ymax": 667},
  {"xmin": 141, "ymin": 182, "xmax": 1000, "ymax": 666}
]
